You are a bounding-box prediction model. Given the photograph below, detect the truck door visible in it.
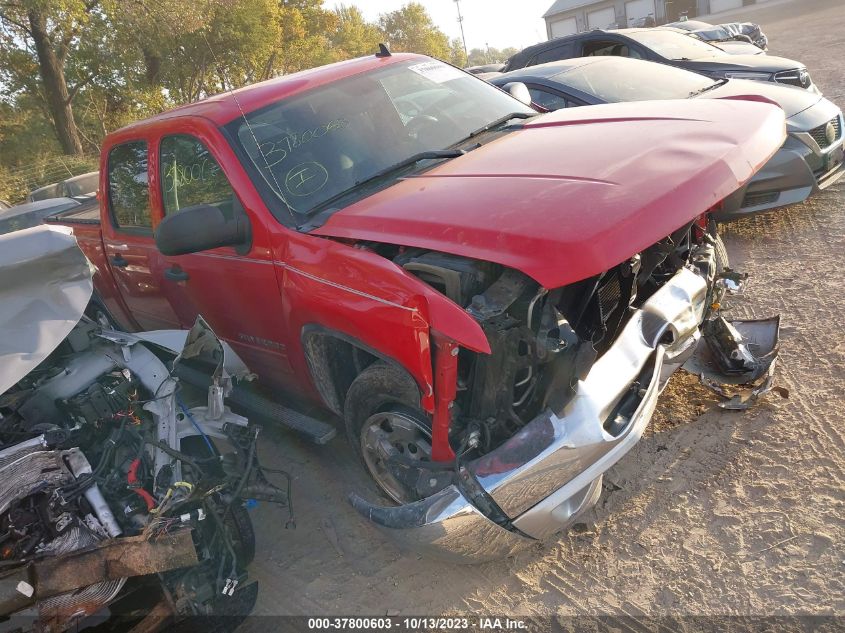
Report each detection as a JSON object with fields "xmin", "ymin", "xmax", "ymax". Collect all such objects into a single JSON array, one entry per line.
[
  {"xmin": 154, "ymin": 133, "xmax": 294, "ymax": 387},
  {"xmin": 101, "ymin": 140, "xmax": 182, "ymax": 330}
]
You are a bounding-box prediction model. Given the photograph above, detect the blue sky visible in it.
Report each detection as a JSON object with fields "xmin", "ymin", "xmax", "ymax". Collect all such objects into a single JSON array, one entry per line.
[{"xmin": 349, "ymin": 0, "xmax": 551, "ymax": 51}]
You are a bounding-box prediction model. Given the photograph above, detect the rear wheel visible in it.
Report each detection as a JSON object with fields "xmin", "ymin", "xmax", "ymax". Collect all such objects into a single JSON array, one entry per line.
[
  {"xmin": 714, "ymin": 234, "xmax": 730, "ymax": 272},
  {"xmin": 84, "ymin": 294, "xmax": 119, "ymax": 329},
  {"xmin": 179, "ymin": 435, "xmax": 256, "ymax": 567},
  {"xmin": 344, "ymin": 362, "xmax": 432, "ymax": 503}
]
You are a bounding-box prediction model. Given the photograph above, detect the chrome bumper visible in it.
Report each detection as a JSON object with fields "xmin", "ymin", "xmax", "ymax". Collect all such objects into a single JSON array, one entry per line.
[{"xmin": 351, "ymin": 266, "xmax": 712, "ymax": 562}]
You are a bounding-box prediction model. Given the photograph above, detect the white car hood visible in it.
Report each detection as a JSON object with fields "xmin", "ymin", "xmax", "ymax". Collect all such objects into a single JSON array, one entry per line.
[{"xmin": 0, "ymin": 225, "xmax": 94, "ymax": 393}]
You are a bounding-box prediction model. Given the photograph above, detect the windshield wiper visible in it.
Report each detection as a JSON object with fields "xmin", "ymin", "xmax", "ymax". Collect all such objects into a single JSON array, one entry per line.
[
  {"xmin": 306, "ymin": 149, "xmax": 466, "ymax": 217},
  {"xmin": 688, "ymin": 78, "xmax": 729, "ymax": 97},
  {"xmin": 360, "ymin": 149, "xmax": 466, "ymax": 184},
  {"xmin": 467, "ymin": 112, "xmax": 536, "ymax": 139}
]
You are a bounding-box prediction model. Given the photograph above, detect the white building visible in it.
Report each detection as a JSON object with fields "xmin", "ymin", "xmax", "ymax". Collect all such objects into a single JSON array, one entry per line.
[{"xmin": 543, "ymin": 0, "xmax": 772, "ymax": 39}]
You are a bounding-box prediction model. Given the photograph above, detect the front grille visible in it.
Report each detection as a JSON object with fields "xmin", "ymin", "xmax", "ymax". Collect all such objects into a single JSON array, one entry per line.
[
  {"xmin": 808, "ymin": 116, "xmax": 842, "ymax": 150},
  {"xmin": 597, "ymin": 273, "xmax": 622, "ymax": 325},
  {"xmin": 774, "ymin": 68, "xmax": 812, "ymax": 89},
  {"xmin": 741, "ymin": 191, "xmax": 780, "ymax": 208}
]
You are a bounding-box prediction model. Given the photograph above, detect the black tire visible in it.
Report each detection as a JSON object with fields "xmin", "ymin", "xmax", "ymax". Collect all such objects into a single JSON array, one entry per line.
[
  {"xmin": 714, "ymin": 234, "xmax": 730, "ymax": 273},
  {"xmin": 179, "ymin": 435, "xmax": 256, "ymax": 567},
  {"xmin": 84, "ymin": 294, "xmax": 120, "ymax": 329},
  {"xmin": 343, "ymin": 361, "xmax": 434, "ymax": 503},
  {"xmin": 343, "ymin": 361, "xmax": 424, "ymax": 450}
]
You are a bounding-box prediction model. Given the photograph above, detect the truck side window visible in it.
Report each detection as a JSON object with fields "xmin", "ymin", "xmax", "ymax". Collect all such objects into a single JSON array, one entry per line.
[
  {"xmin": 108, "ymin": 141, "xmax": 151, "ymax": 229},
  {"xmin": 160, "ymin": 135, "xmax": 237, "ymax": 219}
]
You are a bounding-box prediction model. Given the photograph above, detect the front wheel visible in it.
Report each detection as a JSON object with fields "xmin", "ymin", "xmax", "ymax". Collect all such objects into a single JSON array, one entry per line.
[{"xmin": 344, "ymin": 362, "xmax": 432, "ymax": 504}]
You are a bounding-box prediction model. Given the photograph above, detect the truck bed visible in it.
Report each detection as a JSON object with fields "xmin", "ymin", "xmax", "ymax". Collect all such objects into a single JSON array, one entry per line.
[{"xmin": 45, "ymin": 198, "xmax": 100, "ymax": 225}]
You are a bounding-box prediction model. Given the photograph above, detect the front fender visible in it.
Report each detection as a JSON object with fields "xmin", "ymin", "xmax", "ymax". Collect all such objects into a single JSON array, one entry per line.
[{"xmin": 279, "ymin": 233, "xmax": 490, "ymax": 414}]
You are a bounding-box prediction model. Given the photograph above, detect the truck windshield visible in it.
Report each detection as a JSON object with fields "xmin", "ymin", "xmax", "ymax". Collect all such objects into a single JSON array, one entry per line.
[{"xmin": 225, "ymin": 59, "xmax": 535, "ymax": 227}]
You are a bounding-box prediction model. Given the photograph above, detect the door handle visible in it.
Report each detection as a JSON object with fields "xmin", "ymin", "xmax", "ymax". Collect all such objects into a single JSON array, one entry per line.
[
  {"xmin": 164, "ymin": 267, "xmax": 189, "ymax": 282},
  {"xmin": 110, "ymin": 254, "xmax": 129, "ymax": 268}
]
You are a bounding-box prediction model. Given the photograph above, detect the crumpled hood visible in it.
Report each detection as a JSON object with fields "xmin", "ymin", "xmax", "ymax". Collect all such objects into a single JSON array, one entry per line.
[
  {"xmin": 0, "ymin": 225, "xmax": 94, "ymax": 394},
  {"xmin": 314, "ymin": 99, "xmax": 785, "ymax": 288}
]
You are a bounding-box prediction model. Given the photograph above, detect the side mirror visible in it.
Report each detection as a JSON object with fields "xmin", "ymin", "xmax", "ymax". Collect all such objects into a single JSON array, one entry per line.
[
  {"xmin": 503, "ymin": 82, "xmax": 532, "ymax": 106},
  {"xmin": 155, "ymin": 204, "xmax": 250, "ymax": 256}
]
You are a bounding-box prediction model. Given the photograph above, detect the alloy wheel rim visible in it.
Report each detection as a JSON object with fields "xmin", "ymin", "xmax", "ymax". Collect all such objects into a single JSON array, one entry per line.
[{"xmin": 359, "ymin": 410, "xmax": 433, "ymax": 504}]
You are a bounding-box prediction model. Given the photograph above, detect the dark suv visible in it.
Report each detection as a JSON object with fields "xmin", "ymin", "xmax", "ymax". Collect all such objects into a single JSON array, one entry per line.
[{"xmin": 503, "ymin": 28, "xmax": 816, "ymax": 92}]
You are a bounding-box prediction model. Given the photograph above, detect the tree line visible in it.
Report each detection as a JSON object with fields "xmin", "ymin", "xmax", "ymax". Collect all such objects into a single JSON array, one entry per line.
[{"xmin": 1, "ymin": 0, "xmax": 512, "ymax": 202}]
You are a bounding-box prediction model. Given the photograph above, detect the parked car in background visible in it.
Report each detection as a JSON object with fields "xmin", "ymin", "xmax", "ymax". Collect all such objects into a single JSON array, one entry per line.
[
  {"xmin": 669, "ymin": 20, "xmax": 769, "ymax": 51},
  {"xmin": 28, "ymin": 170, "xmax": 99, "ymax": 202},
  {"xmin": 0, "ymin": 197, "xmax": 82, "ymax": 235},
  {"xmin": 629, "ymin": 15, "xmax": 656, "ymax": 28},
  {"xmin": 465, "ymin": 63, "xmax": 505, "ymax": 74},
  {"xmin": 665, "ymin": 23, "xmax": 764, "ymax": 55},
  {"xmin": 53, "ymin": 52, "xmax": 784, "ymax": 561},
  {"xmin": 492, "ymin": 57, "xmax": 844, "ymax": 220},
  {"xmin": 503, "ymin": 28, "xmax": 815, "ymax": 91}
]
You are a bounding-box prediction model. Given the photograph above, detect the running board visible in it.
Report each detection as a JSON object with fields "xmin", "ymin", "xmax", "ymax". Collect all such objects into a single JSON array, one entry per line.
[{"xmin": 175, "ymin": 364, "xmax": 337, "ymax": 444}]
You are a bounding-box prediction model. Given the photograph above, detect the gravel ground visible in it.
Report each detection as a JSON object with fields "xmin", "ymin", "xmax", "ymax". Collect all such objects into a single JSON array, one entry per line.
[{"xmin": 243, "ymin": 0, "xmax": 845, "ymax": 622}]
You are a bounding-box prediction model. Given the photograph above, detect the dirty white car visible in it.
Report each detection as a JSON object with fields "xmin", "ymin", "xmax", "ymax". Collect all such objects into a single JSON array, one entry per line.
[{"xmin": 0, "ymin": 226, "xmax": 288, "ymax": 631}]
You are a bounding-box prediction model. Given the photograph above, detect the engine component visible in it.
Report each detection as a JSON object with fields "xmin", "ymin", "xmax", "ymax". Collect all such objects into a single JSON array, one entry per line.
[
  {"xmin": 0, "ymin": 317, "xmax": 289, "ymax": 632},
  {"xmin": 467, "ymin": 268, "xmax": 532, "ymax": 320},
  {"xmin": 394, "ymin": 250, "xmax": 497, "ymax": 307}
]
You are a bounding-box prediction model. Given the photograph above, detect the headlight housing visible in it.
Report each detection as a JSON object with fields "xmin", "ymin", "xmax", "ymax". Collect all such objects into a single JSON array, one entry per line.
[{"xmin": 723, "ymin": 71, "xmax": 773, "ymax": 81}]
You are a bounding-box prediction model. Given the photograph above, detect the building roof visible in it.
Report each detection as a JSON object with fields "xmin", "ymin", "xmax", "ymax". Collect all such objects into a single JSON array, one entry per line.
[{"xmin": 543, "ymin": 0, "xmax": 604, "ymax": 19}]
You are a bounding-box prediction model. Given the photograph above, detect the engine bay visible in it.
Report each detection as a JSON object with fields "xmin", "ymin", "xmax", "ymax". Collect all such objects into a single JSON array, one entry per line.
[{"xmin": 381, "ymin": 218, "xmax": 715, "ymax": 454}]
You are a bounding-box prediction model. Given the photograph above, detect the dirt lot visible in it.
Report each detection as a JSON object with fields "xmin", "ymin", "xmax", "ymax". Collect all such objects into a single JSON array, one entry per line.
[{"xmin": 244, "ymin": 0, "xmax": 845, "ymax": 620}]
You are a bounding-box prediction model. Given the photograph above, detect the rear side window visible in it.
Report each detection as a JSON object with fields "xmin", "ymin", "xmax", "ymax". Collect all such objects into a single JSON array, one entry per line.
[
  {"xmin": 108, "ymin": 141, "xmax": 151, "ymax": 229},
  {"xmin": 532, "ymin": 42, "xmax": 574, "ymax": 65},
  {"xmin": 160, "ymin": 135, "xmax": 237, "ymax": 218}
]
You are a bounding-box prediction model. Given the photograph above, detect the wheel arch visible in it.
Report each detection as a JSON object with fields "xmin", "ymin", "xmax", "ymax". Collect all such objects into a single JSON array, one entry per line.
[{"xmin": 301, "ymin": 324, "xmax": 423, "ymax": 417}]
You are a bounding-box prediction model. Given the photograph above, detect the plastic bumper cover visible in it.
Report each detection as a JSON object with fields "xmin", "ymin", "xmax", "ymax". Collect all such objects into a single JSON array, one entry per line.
[{"xmin": 715, "ymin": 132, "xmax": 844, "ymax": 221}]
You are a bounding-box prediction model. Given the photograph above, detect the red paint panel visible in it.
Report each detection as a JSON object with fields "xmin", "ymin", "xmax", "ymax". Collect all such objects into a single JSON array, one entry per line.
[
  {"xmin": 70, "ymin": 224, "xmax": 138, "ymax": 330},
  {"xmin": 315, "ymin": 99, "xmax": 786, "ymax": 289},
  {"xmin": 431, "ymin": 334, "xmax": 459, "ymax": 461}
]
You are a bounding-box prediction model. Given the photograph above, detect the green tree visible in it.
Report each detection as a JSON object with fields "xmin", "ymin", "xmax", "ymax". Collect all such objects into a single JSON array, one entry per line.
[
  {"xmin": 378, "ymin": 2, "xmax": 451, "ymax": 60},
  {"xmin": 448, "ymin": 37, "xmax": 467, "ymax": 67},
  {"xmin": 467, "ymin": 45, "xmax": 520, "ymax": 66},
  {"xmin": 0, "ymin": 0, "xmax": 103, "ymax": 155},
  {"xmin": 331, "ymin": 4, "xmax": 381, "ymax": 59},
  {"xmin": 274, "ymin": 1, "xmax": 338, "ymax": 75}
]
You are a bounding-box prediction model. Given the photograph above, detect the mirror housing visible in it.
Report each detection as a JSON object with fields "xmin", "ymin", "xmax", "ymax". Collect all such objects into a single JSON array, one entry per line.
[
  {"xmin": 155, "ymin": 204, "xmax": 250, "ymax": 256},
  {"xmin": 503, "ymin": 82, "xmax": 532, "ymax": 106}
]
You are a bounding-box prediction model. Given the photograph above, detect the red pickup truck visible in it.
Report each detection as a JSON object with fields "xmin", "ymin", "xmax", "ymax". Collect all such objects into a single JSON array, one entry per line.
[{"xmin": 54, "ymin": 52, "xmax": 783, "ymax": 561}]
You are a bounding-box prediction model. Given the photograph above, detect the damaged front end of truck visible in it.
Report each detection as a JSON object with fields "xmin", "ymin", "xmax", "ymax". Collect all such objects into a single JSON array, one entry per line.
[
  {"xmin": 350, "ymin": 227, "xmax": 780, "ymax": 561},
  {"xmin": 350, "ymin": 227, "xmax": 780, "ymax": 562},
  {"xmin": 0, "ymin": 226, "xmax": 289, "ymax": 631},
  {"xmin": 327, "ymin": 97, "xmax": 789, "ymax": 562}
]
